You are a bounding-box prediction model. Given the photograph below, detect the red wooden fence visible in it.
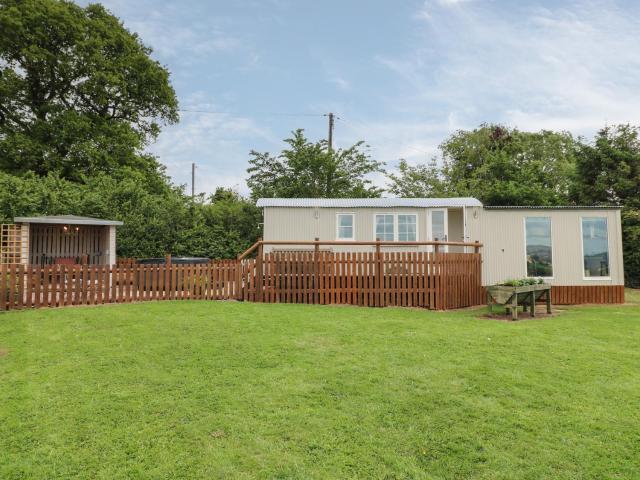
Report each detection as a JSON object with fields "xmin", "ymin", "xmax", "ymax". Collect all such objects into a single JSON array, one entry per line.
[
  {"xmin": 1, "ymin": 261, "xmax": 238, "ymax": 310},
  {"xmin": 1, "ymin": 252, "xmax": 484, "ymax": 311},
  {"xmin": 240, "ymin": 251, "xmax": 483, "ymax": 310}
]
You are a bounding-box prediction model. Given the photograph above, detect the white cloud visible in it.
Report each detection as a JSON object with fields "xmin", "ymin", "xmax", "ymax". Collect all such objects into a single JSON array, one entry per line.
[
  {"xmin": 328, "ymin": 76, "xmax": 350, "ymax": 90},
  {"xmin": 383, "ymin": 0, "xmax": 640, "ymax": 145},
  {"xmin": 148, "ymin": 93, "xmax": 278, "ymax": 195},
  {"xmin": 414, "ymin": 0, "xmax": 479, "ymax": 21},
  {"xmin": 438, "ymin": 0, "xmax": 476, "ymax": 5},
  {"xmin": 86, "ymin": 0, "xmax": 252, "ymax": 64}
]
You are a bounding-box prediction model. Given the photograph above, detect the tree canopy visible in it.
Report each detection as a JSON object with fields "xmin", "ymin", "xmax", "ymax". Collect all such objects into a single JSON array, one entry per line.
[
  {"xmin": 571, "ymin": 125, "xmax": 640, "ymax": 208},
  {"xmin": 571, "ymin": 124, "xmax": 640, "ymax": 286},
  {"xmin": 386, "ymin": 159, "xmax": 447, "ymax": 198},
  {"xmin": 0, "ymin": 0, "xmax": 178, "ymax": 181},
  {"xmin": 387, "ymin": 125, "xmax": 577, "ymax": 206},
  {"xmin": 247, "ymin": 129, "xmax": 383, "ymax": 199},
  {"xmin": 444, "ymin": 125, "xmax": 576, "ymax": 205}
]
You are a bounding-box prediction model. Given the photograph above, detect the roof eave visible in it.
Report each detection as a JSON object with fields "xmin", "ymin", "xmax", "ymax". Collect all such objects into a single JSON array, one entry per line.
[
  {"xmin": 483, "ymin": 205, "xmax": 622, "ymax": 210},
  {"xmin": 14, "ymin": 217, "xmax": 124, "ymax": 226}
]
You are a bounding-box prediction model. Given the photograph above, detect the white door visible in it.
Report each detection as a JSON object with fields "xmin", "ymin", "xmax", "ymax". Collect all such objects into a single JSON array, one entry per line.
[{"xmin": 429, "ymin": 209, "xmax": 448, "ymax": 252}]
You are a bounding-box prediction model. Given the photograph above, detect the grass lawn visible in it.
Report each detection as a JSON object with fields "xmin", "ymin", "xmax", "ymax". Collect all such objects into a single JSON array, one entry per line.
[{"xmin": 1, "ymin": 300, "xmax": 639, "ymax": 479}]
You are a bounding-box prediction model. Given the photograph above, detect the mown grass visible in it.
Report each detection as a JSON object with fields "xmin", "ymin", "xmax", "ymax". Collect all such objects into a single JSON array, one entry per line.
[{"xmin": 1, "ymin": 300, "xmax": 639, "ymax": 479}]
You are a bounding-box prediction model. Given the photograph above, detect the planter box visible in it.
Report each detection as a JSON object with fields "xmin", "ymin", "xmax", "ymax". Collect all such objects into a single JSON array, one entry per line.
[{"xmin": 487, "ymin": 284, "xmax": 552, "ymax": 320}]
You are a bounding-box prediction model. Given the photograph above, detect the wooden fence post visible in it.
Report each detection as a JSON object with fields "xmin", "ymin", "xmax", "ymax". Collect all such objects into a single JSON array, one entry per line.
[
  {"xmin": 433, "ymin": 242, "xmax": 440, "ymax": 310},
  {"xmin": 165, "ymin": 254, "xmax": 172, "ymax": 299},
  {"xmin": 314, "ymin": 237, "xmax": 320, "ymax": 304},
  {"xmin": 235, "ymin": 258, "xmax": 243, "ymax": 301},
  {"xmin": 256, "ymin": 239, "xmax": 263, "ymax": 302},
  {"xmin": 375, "ymin": 239, "xmax": 382, "ymax": 307}
]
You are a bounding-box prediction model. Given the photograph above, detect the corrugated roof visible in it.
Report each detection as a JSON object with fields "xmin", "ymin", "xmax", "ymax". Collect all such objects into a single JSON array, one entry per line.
[
  {"xmin": 483, "ymin": 205, "xmax": 621, "ymax": 210},
  {"xmin": 256, "ymin": 197, "xmax": 483, "ymax": 208},
  {"xmin": 14, "ymin": 215, "xmax": 123, "ymax": 226}
]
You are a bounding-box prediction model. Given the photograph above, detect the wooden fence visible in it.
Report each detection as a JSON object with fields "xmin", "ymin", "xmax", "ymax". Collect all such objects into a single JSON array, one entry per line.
[
  {"xmin": 1, "ymin": 251, "xmax": 484, "ymax": 311},
  {"xmin": 1, "ymin": 261, "xmax": 239, "ymax": 310},
  {"xmin": 240, "ymin": 251, "xmax": 483, "ymax": 309}
]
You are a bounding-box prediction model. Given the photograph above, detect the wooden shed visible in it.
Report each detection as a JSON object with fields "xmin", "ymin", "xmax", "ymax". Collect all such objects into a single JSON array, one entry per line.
[{"xmin": 1, "ymin": 215, "xmax": 123, "ymax": 266}]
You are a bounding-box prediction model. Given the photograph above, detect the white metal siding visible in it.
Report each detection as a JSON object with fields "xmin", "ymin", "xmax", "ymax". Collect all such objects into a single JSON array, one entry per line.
[
  {"xmin": 263, "ymin": 207, "xmax": 439, "ymax": 253},
  {"xmin": 263, "ymin": 205, "xmax": 624, "ymax": 286},
  {"xmin": 466, "ymin": 208, "xmax": 623, "ymax": 286}
]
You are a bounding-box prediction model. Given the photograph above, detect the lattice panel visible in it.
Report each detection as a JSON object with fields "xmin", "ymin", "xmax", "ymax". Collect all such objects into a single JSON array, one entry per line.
[{"xmin": 1, "ymin": 224, "xmax": 22, "ymax": 265}]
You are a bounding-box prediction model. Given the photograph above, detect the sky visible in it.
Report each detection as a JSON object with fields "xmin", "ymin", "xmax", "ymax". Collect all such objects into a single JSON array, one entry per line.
[{"xmin": 79, "ymin": 0, "xmax": 640, "ymax": 195}]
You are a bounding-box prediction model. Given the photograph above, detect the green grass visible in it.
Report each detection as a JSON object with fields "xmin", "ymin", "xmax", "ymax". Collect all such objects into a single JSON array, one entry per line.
[
  {"xmin": 624, "ymin": 287, "xmax": 640, "ymax": 305},
  {"xmin": 1, "ymin": 301, "xmax": 639, "ymax": 479}
]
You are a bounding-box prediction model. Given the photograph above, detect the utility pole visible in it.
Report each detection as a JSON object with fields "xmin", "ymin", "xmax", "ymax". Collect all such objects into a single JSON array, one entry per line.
[
  {"xmin": 327, "ymin": 112, "xmax": 334, "ymax": 152},
  {"xmin": 191, "ymin": 162, "xmax": 196, "ymax": 200}
]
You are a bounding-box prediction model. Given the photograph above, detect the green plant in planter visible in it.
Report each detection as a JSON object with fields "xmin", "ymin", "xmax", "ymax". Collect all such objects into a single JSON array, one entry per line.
[{"xmin": 500, "ymin": 277, "xmax": 545, "ymax": 287}]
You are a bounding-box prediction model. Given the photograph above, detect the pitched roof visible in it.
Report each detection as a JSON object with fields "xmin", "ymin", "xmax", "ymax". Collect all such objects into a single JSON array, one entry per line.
[
  {"xmin": 256, "ymin": 197, "xmax": 483, "ymax": 208},
  {"xmin": 14, "ymin": 215, "xmax": 123, "ymax": 226}
]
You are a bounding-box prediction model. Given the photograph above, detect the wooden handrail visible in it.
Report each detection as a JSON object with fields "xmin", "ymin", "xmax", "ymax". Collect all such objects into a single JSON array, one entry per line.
[
  {"xmin": 255, "ymin": 240, "xmax": 481, "ymax": 247},
  {"xmin": 237, "ymin": 238, "xmax": 262, "ymax": 260},
  {"xmin": 238, "ymin": 239, "xmax": 482, "ymax": 260}
]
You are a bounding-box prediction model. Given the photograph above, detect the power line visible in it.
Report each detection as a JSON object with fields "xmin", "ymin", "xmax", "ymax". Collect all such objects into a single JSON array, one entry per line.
[{"xmin": 336, "ymin": 116, "xmax": 433, "ymax": 158}]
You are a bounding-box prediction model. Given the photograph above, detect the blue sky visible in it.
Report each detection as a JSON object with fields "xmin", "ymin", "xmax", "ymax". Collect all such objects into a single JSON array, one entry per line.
[{"xmin": 81, "ymin": 0, "xmax": 640, "ymax": 195}]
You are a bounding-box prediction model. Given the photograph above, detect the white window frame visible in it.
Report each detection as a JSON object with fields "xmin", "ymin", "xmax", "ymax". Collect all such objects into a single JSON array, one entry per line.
[
  {"xmin": 397, "ymin": 213, "xmax": 418, "ymax": 242},
  {"xmin": 580, "ymin": 216, "xmax": 611, "ymax": 280},
  {"xmin": 372, "ymin": 213, "xmax": 419, "ymax": 242},
  {"xmin": 523, "ymin": 216, "xmax": 554, "ymax": 279},
  {"xmin": 428, "ymin": 209, "xmax": 448, "ymax": 252},
  {"xmin": 335, "ymin": 213, "xmax": 355, "ymax": 241}
]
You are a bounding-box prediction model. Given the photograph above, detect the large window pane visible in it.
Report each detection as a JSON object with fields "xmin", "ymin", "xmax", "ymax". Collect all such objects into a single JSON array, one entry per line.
[
  {"xmin": 525, "ymin": 217, "xmax": 553, "ymax": 277},
  {"xmin": 582, "ymin": 217, "xmax": 610, "ymax": 277},
  {"xmin": 337, "ymin": 214, "xmax": 354, "ymax": 240},
  {"xmin": 398, "ymin": 214, "xmax": 417, "ymax": 241},
  {"xmin": 375, "ymin": 214, "xmax": 394, "ymax": 241},
  {"xmin": 431, "ymin": 210, "xmax": 446, "ymax": 241}
]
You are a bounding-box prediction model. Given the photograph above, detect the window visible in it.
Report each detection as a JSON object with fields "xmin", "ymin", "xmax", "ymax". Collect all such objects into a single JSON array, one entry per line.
[
  {"xmin": 582, "ymin": 217, "xmax": 610, "ymax": 277},
  {"xmin": 375, "ymin": 214, "xmax": 394, "ymax": 241},
  {"xmin": 336, "ymin": 213, "xmax": 354, "ymax": 240},
  {"xmin": 398, "ymin": 214, "xmax": 417, "ymax": 241},
  {"xmin": 525, "ymin": 217, "xmax": 553, "ymax": 277}
]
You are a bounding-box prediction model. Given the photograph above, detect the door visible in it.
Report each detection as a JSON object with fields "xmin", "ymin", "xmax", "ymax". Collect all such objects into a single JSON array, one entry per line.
[{"xmin": 430, "ymin": 209, "xmax": 448, "ymax": 252}]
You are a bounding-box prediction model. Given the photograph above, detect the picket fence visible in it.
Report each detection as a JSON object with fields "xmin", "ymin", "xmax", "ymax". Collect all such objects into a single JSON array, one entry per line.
[
  {"xmin": 0, "ymin": 261, "xmax": 239, "ymax": 310},
  {"xmin": 241, "ymin": 251, "xmax": 483, "ymax": 309},
  {"xmin": 1, "ymin": 251, "xmax": 483, "ymax": 311}
]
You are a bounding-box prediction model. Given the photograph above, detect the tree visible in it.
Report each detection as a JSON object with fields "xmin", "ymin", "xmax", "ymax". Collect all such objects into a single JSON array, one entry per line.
[
  {"xmin": 385, "ymin": 125, "xmax": 577, "ymax": 205},
  {"xmin": 572, "ymin": 124, "xmax": 640, "ymax": 286},
  {"xmin": 386, "ymin": 159, "xmax": 447, "ymax": 197},
  {"xmin": 440, "ymin": 125, "xmax": 576, "ymax": 206},
  {"xmin": 571, "ymin": 125, "xmax": 640, "ymax": 208},
  {"xmin": 0, "ymin": 0, "xmax": 178, "ymax": 181},
  {"xmin": 188, "ymin": 188, "xmax": 262, "ymax": 259},
  {"xmin": 246, "ymin": 129, "xmax": 384, "ymax": 199},
  {"xmin": 0, "ymin": 172, "xmax": 262, "ymax": 259}
]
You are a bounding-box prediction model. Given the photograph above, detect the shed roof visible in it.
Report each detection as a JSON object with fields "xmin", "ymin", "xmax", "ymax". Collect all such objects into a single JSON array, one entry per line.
[
  {"xmin": 14, "ymin": 215, "xmax": 123, "ymax": 226},
  {"xmin": 256, "ymin": 197, "xmax": 483, "ymax": 208}
]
